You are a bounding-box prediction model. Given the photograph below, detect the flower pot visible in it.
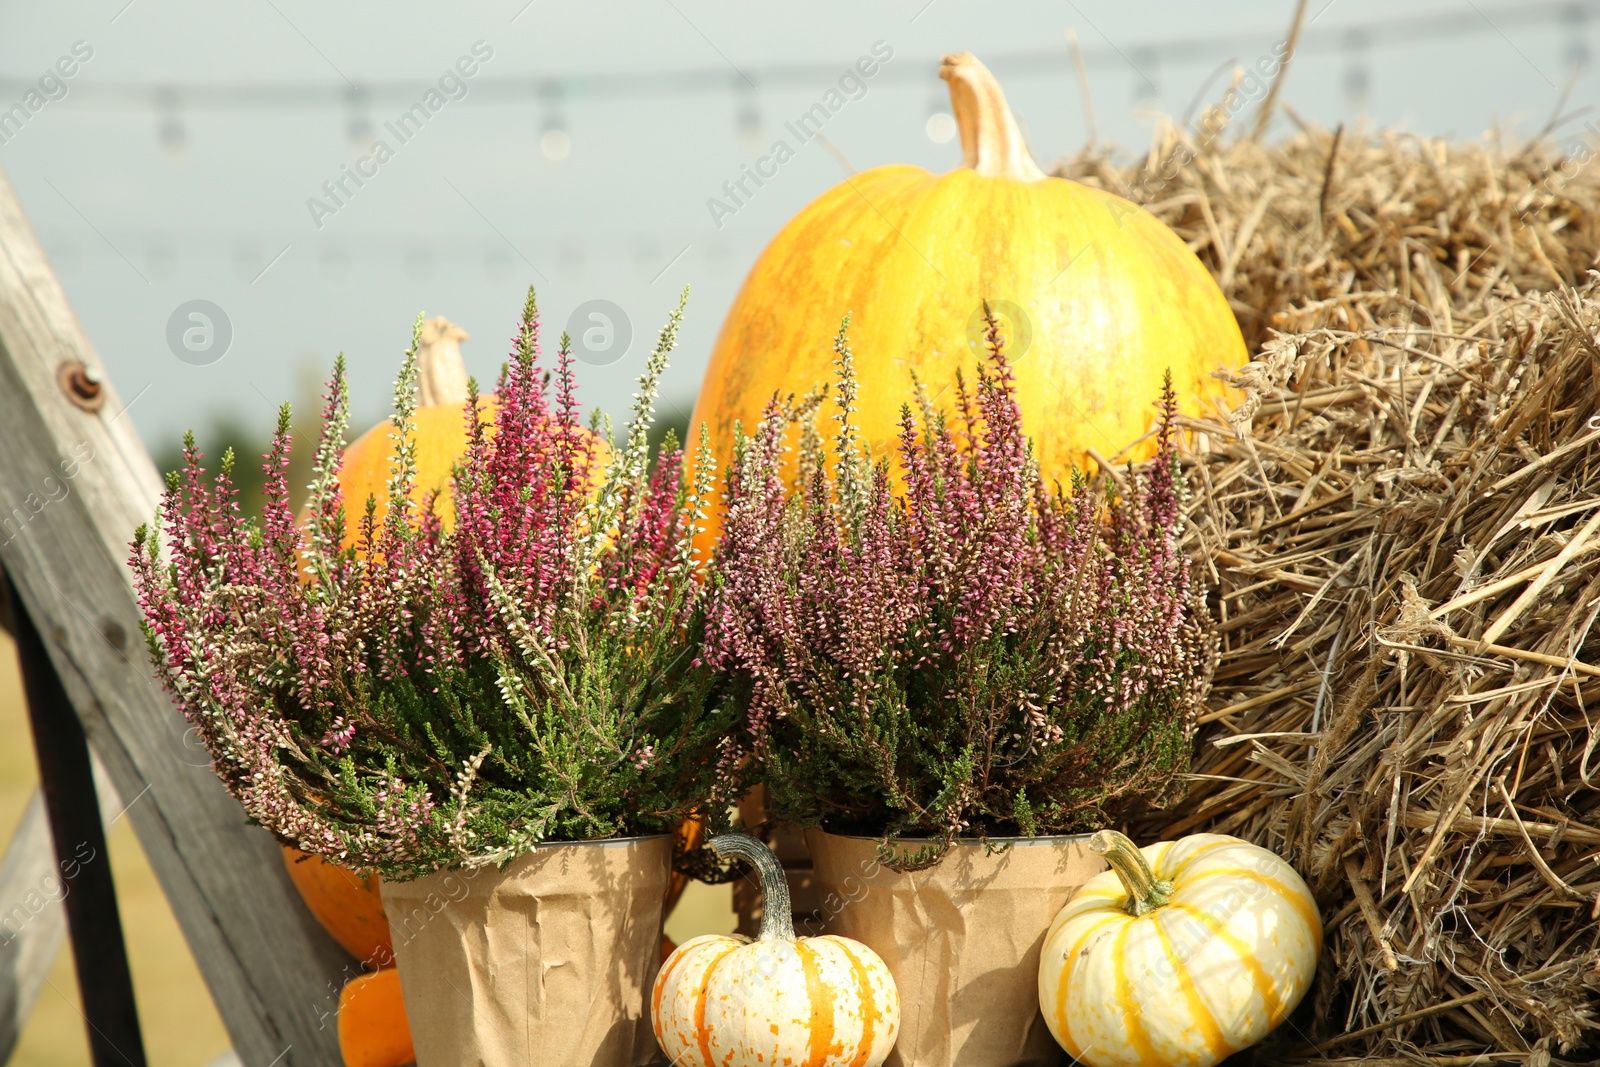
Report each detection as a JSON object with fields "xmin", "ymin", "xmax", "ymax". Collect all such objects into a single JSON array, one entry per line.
[
  {"xmin": 381, "ymin": 835, "xmax": 671, "ymax": 1067},
  {"xmin": 807, "ymin": 829, "xmax": 1104, "ymax": 1067}
]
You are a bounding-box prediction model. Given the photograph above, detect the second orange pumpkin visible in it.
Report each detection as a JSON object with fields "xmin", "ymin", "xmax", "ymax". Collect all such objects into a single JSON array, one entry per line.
[{"xmin": 281, "ymin": 846, "xmax": 393, "ymax": 967}]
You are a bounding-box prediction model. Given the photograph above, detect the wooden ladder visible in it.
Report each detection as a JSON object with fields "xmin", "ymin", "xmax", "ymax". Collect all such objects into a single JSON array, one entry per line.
[{"xmin": 0, "ymin": 162, "xmax": 348, "ymax": 1067}]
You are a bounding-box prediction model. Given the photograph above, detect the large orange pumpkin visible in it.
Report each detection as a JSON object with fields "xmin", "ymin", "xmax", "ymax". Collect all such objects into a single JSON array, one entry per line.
[{"xmin": 690, "ymin": 52, "xmax": 1246, "ymax": 544}]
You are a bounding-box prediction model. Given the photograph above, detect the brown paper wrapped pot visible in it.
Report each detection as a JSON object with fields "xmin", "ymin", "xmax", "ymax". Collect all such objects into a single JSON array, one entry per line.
[
  {"xmin": 807, "ymin": 829, "xmax": 1104, "ymax": 1067},
  {"xmin": 381, "ymin": 835, "xmax": 671, "ymax": 1067}
]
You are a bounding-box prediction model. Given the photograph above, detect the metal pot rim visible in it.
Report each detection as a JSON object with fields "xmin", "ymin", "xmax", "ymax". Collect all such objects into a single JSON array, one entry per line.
[
  {"xmin": 530, "ymin": 833, "xmax": 674, "ymax": 848},
  {"xmin": 809, "ymin": 829, "xmax": 1095, "ymax": 846}
]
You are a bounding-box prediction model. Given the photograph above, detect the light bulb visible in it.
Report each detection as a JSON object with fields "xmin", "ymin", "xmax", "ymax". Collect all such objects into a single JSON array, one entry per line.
[{"xmin": 541, "ymin": 126, "xmax": 571, "ymax": 162}]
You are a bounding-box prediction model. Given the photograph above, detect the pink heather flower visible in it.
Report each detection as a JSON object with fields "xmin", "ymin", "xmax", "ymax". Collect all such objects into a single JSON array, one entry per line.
[
  {"xmin": 703, "ymin": 309, "xmax": 1212, "ymax": 849},
  {"xmin": 132, "ymin": 289, "xmax": 723, "ymax": 876},
  {"xmin": 320, "ymin": 717, "xmax": 356, "ymax": 753}
]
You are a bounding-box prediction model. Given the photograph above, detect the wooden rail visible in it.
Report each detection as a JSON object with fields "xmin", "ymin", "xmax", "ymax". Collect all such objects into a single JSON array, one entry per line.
[
  {"xmin": 0, "ymin": 794, "xmax": 65, "ymax": 1063},
  {"xmin": 0, "ymin": 162, "xmax": 347, "ymax": 1065},
  {"xmin": 0, "ymin": 768, "xmax": 136, "ymax": 1063}
]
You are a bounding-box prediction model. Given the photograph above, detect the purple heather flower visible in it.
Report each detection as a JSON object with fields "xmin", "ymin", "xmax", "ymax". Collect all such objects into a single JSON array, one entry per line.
[
  {"xmin": 703, "ymin": 310, "xmax": 1212, "ymax": 848},
  {"xmin": 131, "ymin": 290, "xmax": 719, "ymax": 876}
]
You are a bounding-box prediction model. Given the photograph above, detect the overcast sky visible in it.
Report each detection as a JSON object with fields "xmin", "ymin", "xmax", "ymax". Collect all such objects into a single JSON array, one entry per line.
[{"xmin": 0, "ymin": 0, "xmax": 1590, "ymax": 452}]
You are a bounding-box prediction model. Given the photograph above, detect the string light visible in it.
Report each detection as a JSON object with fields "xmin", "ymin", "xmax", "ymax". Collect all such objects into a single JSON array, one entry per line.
[
  {"xmin": 1343, "ymin": 28, "xmax": 1370, "ymax": 118},
  {"xmin": 36, "ymin": 224, "xmax": 771, "ymax": 281},
  {"xmin": 925, "ymin": 93, "xmax": 957, "ymax": 144},
  {"xmin": 318, "ymin": 245, "xmax": 350, "ymax": 283},
  {"xmin": 484, "ymin": 246, "xmax": 513, "ymax": 281},
  {"xmin": 155, "ymin": 87, "xmax": 186, "ymax": 162},
  {"xmin": 147, "ymin": 242, "xmax": 176, "ymax": 280},
  {"xmin": 540, "ymin": 121, "xmax": 571, "ymax": 162},
  {"xmin": 232, "ymin": 245, "xmax": 262, "ymax": 282},
  {"xmin": 404, "ymin": 246, "xmax": 434, "ymax": 280},
  {"xmin": 1131, "ymin": 47, "xmax": 1160, "ymax": 111},
  {"xmin": 9, "ymin": 0, "xmax": 1587, "ymax": 210},
  {"xmin": 736, "ymin": 82, "xmax": 763, "ymax": 156},
  {"xmin": 2, "ymin": 0, "xmax": 1586, "ymax": 133},
  {"xmin": 539, "ymin": 81, "xmax": 571, "ymax": 162},
  {"xmin": 344, "ymin": 84, "xmax": 374, "ymax": 153},
  {"xmin": 1565, "ymin": 3, "xmax": 1590, "ymax": 72}
]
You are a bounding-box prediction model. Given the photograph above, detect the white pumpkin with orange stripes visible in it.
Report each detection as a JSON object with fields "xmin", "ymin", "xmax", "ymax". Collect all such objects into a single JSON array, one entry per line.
[
  {"xmin": 1038, "ymin": 830, "xmax": 1320, "ymax": 1067},
  {"xmin": 653, "ymin": 833, "xmax": 899, "ymax": 1067}
]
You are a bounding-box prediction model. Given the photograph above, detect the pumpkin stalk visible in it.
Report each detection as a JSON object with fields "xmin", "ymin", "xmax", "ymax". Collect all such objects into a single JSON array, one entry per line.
[
  {"xmin": 417, "ymin": 315, "xmax": 471, "ymax": 408},
  {"xmin": 1090, "ymin": 830, "xmax": 1174, "ymax": 916},
  {"xmin": 710, "ymin": 833, "xmax": 794, "ymax": 942},
  {"xmin": 940, "ymin": 52, "xmax": 1046, "ymax": 182}
]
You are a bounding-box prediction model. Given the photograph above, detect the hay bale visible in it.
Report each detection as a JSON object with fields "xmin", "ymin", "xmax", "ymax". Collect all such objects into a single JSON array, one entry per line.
[{"xmin": 1054, "ymin": 111, "xmax": 1600, "ymax": 1060}]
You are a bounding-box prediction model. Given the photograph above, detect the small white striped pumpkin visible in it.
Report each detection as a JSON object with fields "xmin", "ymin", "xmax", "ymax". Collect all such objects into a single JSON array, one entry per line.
[
  {"xmin": 653, "ymin": 833, "xmax": 899, "ymax": 1067},
  {"xmin": 1038, "ymin": 830, "xmax": 1320, "ymax": 1067}
]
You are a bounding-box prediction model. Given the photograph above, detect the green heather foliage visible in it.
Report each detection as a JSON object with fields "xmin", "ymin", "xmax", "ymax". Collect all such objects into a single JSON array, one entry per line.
[
  {"xmin": 133, "ymin": 290, "xmax": 735, "ymax": 879},
  {"xmin": 702, "ymin": 311, "xmax": 1214, "ymax": 867}
]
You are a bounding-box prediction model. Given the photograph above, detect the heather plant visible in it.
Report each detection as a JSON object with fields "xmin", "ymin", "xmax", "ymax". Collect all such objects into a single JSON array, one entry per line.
[
  {"xmin": 132, "ymin": 289, "xmax": 735, "ymax": 879},
  {"xmin": 702, "ymin": 310, "xmax": 1214, "ymax": 867}
]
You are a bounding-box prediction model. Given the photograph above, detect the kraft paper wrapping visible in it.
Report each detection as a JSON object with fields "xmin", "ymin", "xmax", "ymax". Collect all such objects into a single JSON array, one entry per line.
[
  {"xmin": 381, "ymin": 835, "xmax": 671, "ymax": 1067},
  {"xmin": 807, "ymin": 830, "xmax": 1104, "ymax": 1067}
]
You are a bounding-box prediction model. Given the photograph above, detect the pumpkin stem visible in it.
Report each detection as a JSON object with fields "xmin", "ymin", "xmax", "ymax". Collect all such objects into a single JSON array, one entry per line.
[
  {"xmin": 710, "ymin": 832, "xmax": 794, "ymax": 942},
  {"xmin": 1090, "ymin": 830, "xmax": 1174, "ymax": 916},
  {"xmin": 417, "ymin": 315, "xmax": 471, "ymax": 408},
  {"xmin": 940, "ymin": 52, "xmax": 1046, "ymax": 182}
]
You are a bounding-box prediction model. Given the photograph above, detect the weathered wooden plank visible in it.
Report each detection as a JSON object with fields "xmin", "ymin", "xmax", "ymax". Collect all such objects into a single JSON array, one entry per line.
[
  {"xmin": 0, "ymin": 793, "xmax": 65, "ymax": 1065},
  {"xmin": 0, "ymin": 163, "xmax": 347, "ymax": 1065}
]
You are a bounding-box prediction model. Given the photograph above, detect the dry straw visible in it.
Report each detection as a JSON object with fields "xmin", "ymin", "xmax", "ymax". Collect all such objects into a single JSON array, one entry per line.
[{"xmin": 1052, "ymin": 97, "xmax": 1600, "ymax": 1061}]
